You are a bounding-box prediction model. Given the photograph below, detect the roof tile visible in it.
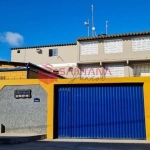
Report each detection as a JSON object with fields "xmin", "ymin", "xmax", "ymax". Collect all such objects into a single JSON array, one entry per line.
[
  {"xmin": 77, "ymin": 31, "xmax": 150, "ymax": 41},
  {"xmin": 11, "ymin": 43, "xmax": 76, "ymax": 50}
]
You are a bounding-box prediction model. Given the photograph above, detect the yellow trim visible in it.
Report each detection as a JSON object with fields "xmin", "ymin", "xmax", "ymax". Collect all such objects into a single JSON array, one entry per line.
[
  {"xmin": 0, "ymin": 77, "xmax": 150, "ymax": 140},
  {"xmin": 143, "ymin": 82, "xmax": 150, "ymax": 140},
  {"xmin": 46, "ymin": 77, "xmax": 150, "ymax": 140}
]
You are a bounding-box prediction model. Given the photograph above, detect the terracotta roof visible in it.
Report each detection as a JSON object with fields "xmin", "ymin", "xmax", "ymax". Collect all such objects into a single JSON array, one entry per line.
[
  {"xmin": 77, "ymin": 31, "xmax": 150, "ymax": 41},
  {"xmin": 11, "ymin": 43, "xmax": 76, "ymax": 50}
]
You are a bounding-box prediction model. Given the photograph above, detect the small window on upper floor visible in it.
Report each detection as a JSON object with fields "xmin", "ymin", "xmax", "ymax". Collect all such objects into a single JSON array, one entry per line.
[
  {"xmin": 80, "ymin": 41, "xmax": 98, "ymax": 55},
  {"xmin": 49, "ymin": 49, "xmax": 58, "ymax": 57},
  {"xmin": 132, "ymin": 37, "xmax": 150, "ymax": 51},
  {"xmin": 104, "ymin": 39, "xmax": 123, "ymax": 54}
]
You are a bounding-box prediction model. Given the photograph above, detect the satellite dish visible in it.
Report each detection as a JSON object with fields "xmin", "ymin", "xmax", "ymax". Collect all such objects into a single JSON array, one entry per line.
[
  {"xmin": 92, "ymin": 27, "xmax": 95, "ymax": 31},
  {"xmin": 84, "ymin": 22, "xmax": 89, "ymax": 26}
]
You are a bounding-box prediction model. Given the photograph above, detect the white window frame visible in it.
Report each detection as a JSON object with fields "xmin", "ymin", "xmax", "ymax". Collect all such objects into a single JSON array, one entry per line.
[
  {"xmin": 80, "ymin": 64, "xmax": 101, "ymax": 78},
  {"xmin": 131, "ymin": 37, "xmax": 150, "ymax": 51},
  {"xmin": 104, "ymin": 39, "xmax": 123, "ymax": 54},
  {"xmin": 49, "ymin": 49, "xmax": 58, "ymax": 57},
  {"xmin": 104, "ymin": 64, "xmax": 125, "ymax": 77},
  {"xmin": 133, "ymin": 63, "xmax": 150, "ymax": 76},
  {"xmin": 80, "ymin": 41, "xmax": 98, "ymax": 55}
]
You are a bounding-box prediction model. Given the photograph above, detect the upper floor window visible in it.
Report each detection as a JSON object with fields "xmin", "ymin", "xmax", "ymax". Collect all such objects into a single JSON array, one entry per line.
[
  {"xmin": 80, "ymin": 41, "xmax": 98, "ymax": 55},
  {"xmin": 104, "ymin": 39, "xmax": 123, "ymax": 54},
  {"xmin": 49, "ymin": 49, "xmax": 58, "ymax": 57},
  {"xmin": 132, "ymin": 37, "xmax": 150, "ymax": 51}
]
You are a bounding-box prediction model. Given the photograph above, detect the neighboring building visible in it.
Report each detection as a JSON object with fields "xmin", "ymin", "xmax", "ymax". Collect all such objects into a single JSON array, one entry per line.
[
  {"xmin": 11, "ymin": 31, "xmax": 150, "ymax": 78},
  {"xmin": 0, "ymin": 61, "xmax": 65, "ymax": 80}
]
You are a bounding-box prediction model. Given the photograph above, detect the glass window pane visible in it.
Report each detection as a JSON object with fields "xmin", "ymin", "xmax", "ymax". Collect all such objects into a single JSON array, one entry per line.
[
  {"xmin": 49, "ymin": 49, "xmax": 52, "ymax": 56},
  {"xmin": 53, "ymin": 49, "xmax": 58, "ymax": 56}
]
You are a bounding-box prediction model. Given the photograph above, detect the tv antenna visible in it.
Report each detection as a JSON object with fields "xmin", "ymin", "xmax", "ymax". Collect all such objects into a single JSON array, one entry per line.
[{"xmin": 91, "ymin": 5, "xmax": 95, "ymax": 36}]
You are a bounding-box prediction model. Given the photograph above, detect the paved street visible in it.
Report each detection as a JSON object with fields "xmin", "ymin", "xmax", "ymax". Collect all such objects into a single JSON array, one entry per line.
[{"xmin": 1, "ymin": 139, "xmax": 150, "ymax": 150}]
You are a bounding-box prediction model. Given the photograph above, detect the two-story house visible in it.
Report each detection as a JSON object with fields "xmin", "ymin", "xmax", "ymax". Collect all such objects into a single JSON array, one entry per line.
[{"xmin": 11, "ymin": 31, "xmax": 150, "ymax": 78}]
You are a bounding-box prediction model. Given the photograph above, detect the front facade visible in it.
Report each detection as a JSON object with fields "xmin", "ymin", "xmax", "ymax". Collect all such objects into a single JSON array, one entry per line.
[
  {"xmin": 11, "ymin": 31, "xmax": 150, "ymax": 78},
  {"xmin": 1, "ymin": 77, "xmax": 150, "ymax": 141},
  {"xmin": 6, "ymin": 31, "xmax": 150, "ymax": 141}
]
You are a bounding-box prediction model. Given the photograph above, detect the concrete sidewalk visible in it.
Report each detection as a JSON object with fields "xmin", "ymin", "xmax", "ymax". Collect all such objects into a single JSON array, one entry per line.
[
  {"xmin": 47, "ymin": 138, "xmax": 150, "ymax": 143},
  {"xmin": 0, "ymin": 133, "xmax": 46, "ymax": 144},
  {"xmin": 0, "ymin": 139, "xmax": 150, "ymax": 150}
]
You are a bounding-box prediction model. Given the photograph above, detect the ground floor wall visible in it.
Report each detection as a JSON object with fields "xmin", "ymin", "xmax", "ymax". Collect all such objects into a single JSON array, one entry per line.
[
  {"xmin": 0, "ymin": 78, "xmax": 150, "ymax": 141},
  {"xmin": 0, "ymin": 84, "xmax": 47, "ymax": 134}
]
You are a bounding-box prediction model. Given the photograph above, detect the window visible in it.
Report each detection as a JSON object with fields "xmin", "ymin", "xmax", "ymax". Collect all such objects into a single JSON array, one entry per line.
[
  {"xmin": 104, "ymin": 39, "xmax": 123, "ymax": 54},
  {"xmin": 133, "ymin": 64, "xmax": 150, "ymax": 76},
  {"xmin": 49, "ymin": 49, "xmax": 58, "ymax": 57},
  {"xmin": 132, "ymin": 37, "xmax": 150, "ymax": 51},
  {"xmin": 104, "ymin": 64, "xmax": 124, "ymax": 77},
  {"xmin": 80, "ymin": 41, "xmax": 98, "ymax": 55},
  {"xmin": 80, "ymin": 64, "xmax": 101, "ymax": 78}
]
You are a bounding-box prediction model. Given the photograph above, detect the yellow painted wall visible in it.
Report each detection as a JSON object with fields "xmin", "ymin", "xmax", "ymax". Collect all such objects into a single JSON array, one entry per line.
[
  {"xmin": 0, "ymin": 63, "xmax": 27, "ymax": 79},
  {"xmin": 0, "ymin": 77, "xmax": 150, "ymax": 140},
  {"xmin": 0, "ymin": 71, "xmax": 26, "ymax": 80}
]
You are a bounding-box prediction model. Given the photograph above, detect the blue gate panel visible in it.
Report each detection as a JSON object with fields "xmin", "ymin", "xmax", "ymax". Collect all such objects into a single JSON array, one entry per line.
[
  {"xmin": 58, "ymin": 87, "xmax": 71, "ymax": 137},
  {"xmin": 57, "ymin": 84, "xmax": 146, "ymax": 139}
]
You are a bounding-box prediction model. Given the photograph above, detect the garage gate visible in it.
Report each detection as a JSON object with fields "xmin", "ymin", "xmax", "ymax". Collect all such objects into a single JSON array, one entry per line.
[{"xmin": 54, "ymin": 84, "xmax": 146, "ymax": 139}]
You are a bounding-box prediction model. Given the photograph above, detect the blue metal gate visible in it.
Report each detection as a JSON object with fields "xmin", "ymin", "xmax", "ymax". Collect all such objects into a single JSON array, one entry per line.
[{"xmin": 57, "ymin": 84, "xmax": 146, "ymax": 139}]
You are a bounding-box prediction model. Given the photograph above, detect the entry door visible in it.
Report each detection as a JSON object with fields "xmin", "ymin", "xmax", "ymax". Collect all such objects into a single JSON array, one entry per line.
[{"xmin": 58, "ymin": 87, "xmax": 71, "ymax": 137}]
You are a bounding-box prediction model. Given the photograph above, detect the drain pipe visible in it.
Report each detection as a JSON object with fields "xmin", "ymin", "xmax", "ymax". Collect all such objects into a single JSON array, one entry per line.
[{"xmin": 26, "ymin": 62, "xmax": 30, "ymax": 79}]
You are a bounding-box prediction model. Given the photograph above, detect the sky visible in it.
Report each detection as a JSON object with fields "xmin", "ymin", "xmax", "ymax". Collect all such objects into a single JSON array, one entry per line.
[{"xmin": 0, "ymin": 0, "xmax": 150, "ymax": 61}]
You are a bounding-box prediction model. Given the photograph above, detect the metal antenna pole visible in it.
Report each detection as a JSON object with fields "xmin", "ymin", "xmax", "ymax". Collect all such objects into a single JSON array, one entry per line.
[
  {"xmin": 88, "ymin": 19, "xmax": 90, "ymax": 37},
  {"xmin": 106, "ymin": 21, "xmax": 108, "ymax": 35},
  {"xmin": 92, "ymin": 5, "xmax": 94, "ymax": 36}
]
